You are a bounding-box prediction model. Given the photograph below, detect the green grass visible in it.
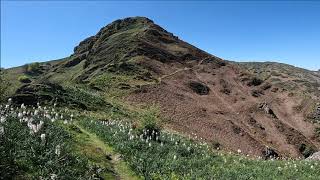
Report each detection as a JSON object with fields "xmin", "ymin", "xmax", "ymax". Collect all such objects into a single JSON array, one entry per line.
[
  {"xmin": 71, "ymin": 123, "xmax": 140, "ymax": 180},
  {"xmin": 0, "ymin": 109, "xmax": 91, "ymax": 179},
  {"xmin": 0, "ymin": 101, "xmax": 142, "ymax": 179},
  {"xmin": 78, "ymin": 118, "xmax": 320, "ymax": 180}
]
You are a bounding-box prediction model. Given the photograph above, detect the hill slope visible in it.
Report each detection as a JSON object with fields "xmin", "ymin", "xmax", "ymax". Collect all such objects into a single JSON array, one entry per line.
[{"xmin": 2, "ymin": 16, "xmax": 320, "ymax": 159}]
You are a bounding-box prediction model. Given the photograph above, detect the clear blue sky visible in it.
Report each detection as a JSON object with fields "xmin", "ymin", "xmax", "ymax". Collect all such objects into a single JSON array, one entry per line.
[{"xmin": 1, "ymin": 1, "xmax": 320, "ymax": 70}]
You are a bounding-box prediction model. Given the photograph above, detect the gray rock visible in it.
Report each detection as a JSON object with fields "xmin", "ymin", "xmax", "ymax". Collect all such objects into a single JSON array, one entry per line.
[{"xmin": 307, "ymin": 151, "xmax": 320, "ymax": 160}]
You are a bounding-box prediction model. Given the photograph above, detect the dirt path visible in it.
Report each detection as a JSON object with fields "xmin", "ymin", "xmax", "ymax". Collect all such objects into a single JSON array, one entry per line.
[{"xmin": 74, "ymin": 123, "xmax": 141, "ymax": 180}]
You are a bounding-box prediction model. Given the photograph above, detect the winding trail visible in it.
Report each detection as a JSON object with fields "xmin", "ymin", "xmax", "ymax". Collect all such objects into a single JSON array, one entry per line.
[{"xmin": 74, "ymin": 123, "xmax": 141, "ymax": 180}]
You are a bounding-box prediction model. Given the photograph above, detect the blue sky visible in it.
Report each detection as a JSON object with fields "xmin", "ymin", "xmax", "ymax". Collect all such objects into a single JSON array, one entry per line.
[{"xmin": 1, "ymin": 1, "xmax": 320, "ymax": 70}]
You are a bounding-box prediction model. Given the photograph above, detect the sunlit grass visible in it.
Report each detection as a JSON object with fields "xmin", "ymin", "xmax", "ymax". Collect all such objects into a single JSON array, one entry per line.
[{"xmin": 79, "ymin": 118, "xmax": 320, "ymax": 179}]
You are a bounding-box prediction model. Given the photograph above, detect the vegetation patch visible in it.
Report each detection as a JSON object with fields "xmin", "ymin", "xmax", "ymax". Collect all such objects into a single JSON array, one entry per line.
[
  {"xmin": 247, "ymin": 77, "xmax": 263, "ymax": 86},
  {"xmin": 11, "ymin": 82, "xmax": 110, "ymax": 111},
  {"xmin": 188, "ymin": 81, "xmax": 210, "ymax": 95},
  {"xmin": 219, "ymin": 79, "xmax": 231, "ymax": 95},
  {"xmin": 0, "ymin": 104, "xmax": 93, "ymax": 179},
  {"xmin": 25, "ymin": 62, "xmax": 41, "ymax": 75},
  {"xmin": 18, "ymin": 75, "xmax": 31, "ymax": 83},
  {"xmin": 299, "ymin": 143, "xmax": 316, "ymax": 158},
  {"xmin": 0, "ymin": 70, "xmax": 10, "ymax": 102}
]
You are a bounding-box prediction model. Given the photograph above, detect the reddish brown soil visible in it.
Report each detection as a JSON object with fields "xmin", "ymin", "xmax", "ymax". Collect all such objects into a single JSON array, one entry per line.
[{"xmin": 128, "ymin": 59, "xmax": 320, "ymax": 158}]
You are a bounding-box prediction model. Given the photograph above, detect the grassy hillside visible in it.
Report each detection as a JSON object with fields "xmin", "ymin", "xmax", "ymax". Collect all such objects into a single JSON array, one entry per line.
[{"xmin": 1, "ymin": 101, "xmax": 320, "ymax": 179}]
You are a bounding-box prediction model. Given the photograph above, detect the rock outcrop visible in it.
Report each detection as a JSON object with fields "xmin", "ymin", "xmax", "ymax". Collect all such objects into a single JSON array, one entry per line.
[{"xmin": 307, "ymin": 151, "xmax": 320, "ymax": 160}]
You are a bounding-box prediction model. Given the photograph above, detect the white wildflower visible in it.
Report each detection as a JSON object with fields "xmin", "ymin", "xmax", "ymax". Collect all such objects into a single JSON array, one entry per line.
[
  {"xmin": 50, "ymin": 173, "xmax": 58, "ymax": 180},
  {"xmin": 40, "ymin": 134, "xmax": 46, "ymax": 144},
  {"xmin": 55, "ymin": 145, "xmax": 61, "ymax": 156},
  {"xmin": 30, "ymin": 124, "xmax": 37, "ymax": 134},
  {"xmin": 45, "ymin": 114, "xmax": 51, "ymax": 119},
  {"xmin": 37, "ymin": 121, "xmax": 44, "ymax": 132},
  {"xmin": 173, "ymin": 155, "xmax": 177, "ymax": 160},
  {"xmin": 0, "ymin": 116, "xmax": 6, "ymax": 123},
  {"xmin": 237, "ymin": 149, "xmax": 242, "ymax": 153},
  {"xmin": 0, "ymin": 126, "xmax": 4, "ymax": 135}
]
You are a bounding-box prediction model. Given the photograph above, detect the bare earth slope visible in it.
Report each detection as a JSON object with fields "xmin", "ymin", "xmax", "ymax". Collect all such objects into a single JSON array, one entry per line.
[
  {"xmin": 128, "ymin": 58, "xmax": 320, "ymax": 158},
  {"xmin": 4, "ymin": 17, "xmax": 320, "ymax": 158}
]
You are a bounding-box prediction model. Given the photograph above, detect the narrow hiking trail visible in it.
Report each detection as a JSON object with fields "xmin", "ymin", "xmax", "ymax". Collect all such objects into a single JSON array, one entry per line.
[
  {"xmin": 73, "ymin": 123, "xmax": 140, "ymax": 180},
  {"xmin": 158, "ymin": 57, "xmax": 208, "ymax": 82}
]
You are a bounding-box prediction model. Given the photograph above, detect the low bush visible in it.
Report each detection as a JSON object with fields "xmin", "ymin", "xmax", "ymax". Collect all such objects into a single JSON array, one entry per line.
[
  {"xmin": 188, "ymin": 81, "xmax": 210, "ymax": 95},
  {"xmin": 18, "ymin": 75, "xmax": 31, "ymax": 83},
  {"xmin": 26, "ymin": 62, "xmax": 40, "ymax": 73},
  {"xmin": 299, "ymin": 143, "xmax": 316, "ymax": 158},
  {"xmin": 247, "ymin": 77, "xmax": 263, "ymax": 86}
]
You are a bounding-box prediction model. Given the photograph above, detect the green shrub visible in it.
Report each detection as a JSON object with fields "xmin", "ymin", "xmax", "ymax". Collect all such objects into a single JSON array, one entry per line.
[
  {"xmin": 26, "ymin": 62, "xmax": 40, "ymax": 73},
  {"xmin": 18, "ymin": 75, "xmax": 31, "ymax": 83},
  {"xmin": 299, "ymin": 143, "xmax": 315, "ymax": 158},
  {"xmin": 64, "ymin": 86, "xmax": 110, "ymax": 110},
  {"xmin": 140, "ymin": 106, "xmax": 161, "ymax": 133}
]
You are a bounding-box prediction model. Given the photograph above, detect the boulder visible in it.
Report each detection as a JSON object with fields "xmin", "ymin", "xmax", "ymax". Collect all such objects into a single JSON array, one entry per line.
[{"xmin": 306, "ymin": 151, "xmax": 320, "ymax": 160}]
